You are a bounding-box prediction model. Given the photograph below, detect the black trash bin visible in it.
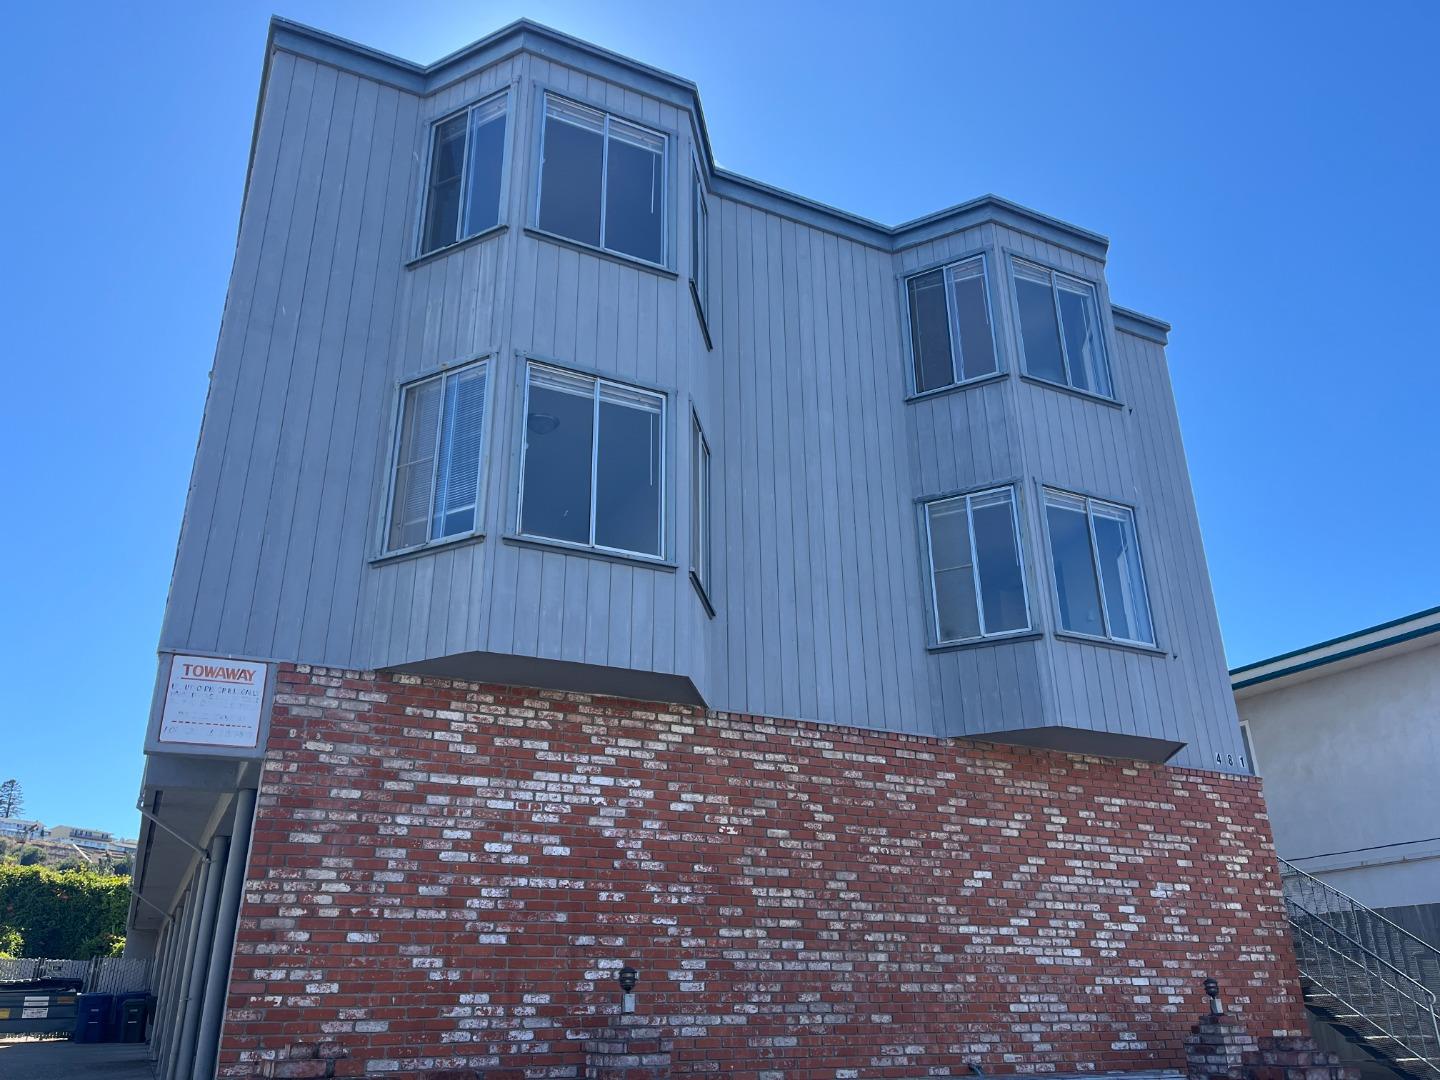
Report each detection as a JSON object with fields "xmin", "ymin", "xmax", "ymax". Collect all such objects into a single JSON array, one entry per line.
[{"xmin": 116, "ymin": 993, "xmax": 150, "ymax": 1042}]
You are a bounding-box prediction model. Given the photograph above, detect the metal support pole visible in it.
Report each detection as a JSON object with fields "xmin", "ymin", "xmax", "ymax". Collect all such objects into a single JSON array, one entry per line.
[
  {"xmin": 192, "ymin": 788, "xmax": 257, "ymax": 1080},
  {"xmin": 160, "ymin": 884, "xmax": 202, "ymax": 1080},
  {"xmin": 151, "ymin": 894, "xmax": 186, "ymax": 1062},
  {"xmin": 148, "ymin": 920, "xmax": 174, "ymax": 1064},
  {"xmin": 174, "ymin": 834, "xmax": 229, "ymax": 1080}
]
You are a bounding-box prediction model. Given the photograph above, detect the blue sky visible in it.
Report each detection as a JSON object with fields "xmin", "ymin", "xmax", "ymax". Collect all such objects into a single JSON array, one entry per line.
[{"xmin": 1, "ymin": 1, "xmax": 1436, "ymax": 837}]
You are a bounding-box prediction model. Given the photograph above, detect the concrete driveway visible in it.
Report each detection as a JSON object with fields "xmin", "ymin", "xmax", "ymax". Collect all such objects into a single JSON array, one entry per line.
[{"xmin": 0, "ymin": 1038, "xmax": 154, "ymax": 1078}]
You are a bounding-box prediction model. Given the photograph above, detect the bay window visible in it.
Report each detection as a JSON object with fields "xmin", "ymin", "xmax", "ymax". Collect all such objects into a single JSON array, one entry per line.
[
  {"xmin": 537, "ymin": 94, "xmax": 666, "ymax": 265},
  {"xmin": 923, "ymin": 486, "xmax": 1030, "ymax": 644},
  {"xmin": 1012, "ymin": 259, "xmax": 1113, "ymax": 398},
  {"xmin": 418, "ymin": 93, "xmax": 508, "ymax": 256},
  {"xmin": 906, "ymin": 256, "xmax": 999, "ymax": 394},
  {"xmin": 519, "ymin": 364, "xmax": 665, "ymax": 559},
  {"xmin": 1043, "ymin": 489, "xmax": 1154, "ymax": 645},
  {"xmin": 384, "ymin": 361, "xmax": 489, "ymax": 553}
]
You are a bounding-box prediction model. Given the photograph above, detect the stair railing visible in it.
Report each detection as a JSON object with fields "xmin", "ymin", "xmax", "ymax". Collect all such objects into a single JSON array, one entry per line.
[{"xmin": 1280, "ymin": 859, "xmax": 1440, "ymax": 1074}]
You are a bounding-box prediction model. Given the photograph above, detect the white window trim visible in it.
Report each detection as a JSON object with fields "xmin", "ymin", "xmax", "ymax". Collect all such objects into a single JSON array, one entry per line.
[
  {"xmin": 1041, "ymin": 487, "xmax": 1156, "ymax": 647},
  {"xmin": 379, "ymin": 358, "xmax": 492, "ymax": 558},
  {"xmin": 415, "ymin": 90, "xmax": 511, "ymax": 259},
  {"xmin": 922, "ymin": 484, "xmax": 1033, "ymax": 645},
  {"xmin": 903, "ymin": 254, "xmax": 1002, "ymax": 396},
  {"xmin": 690, "ymin": 161, "xmax": 709, "ymax": 314},
  {"xmin": 690, "ymin": 410, "xmax": 712, "ymax": 602},
  {"xmin": 533, "ymin": 92, "xmax": 670, "ymax": 268},
  {"xmin": 516, "ymin": 361, "xmax": 668, "ymax": 561},
  {"xmin": 1010, "ymin": 257, "xmax": 1114, "ymax": 398}
]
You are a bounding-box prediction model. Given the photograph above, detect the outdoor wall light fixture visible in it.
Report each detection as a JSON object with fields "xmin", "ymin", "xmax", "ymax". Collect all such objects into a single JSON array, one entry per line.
[
  {"xmin": 617, "ymin": 965, "xmax": 639, "ymax": 1014},
  {"xmin": 527, "ymin": 413, "xmax": 560, "ymax": 435},
  {"xmin": 1203, "ymin": 977, "xmax": 1224, "ymax": 1015}
]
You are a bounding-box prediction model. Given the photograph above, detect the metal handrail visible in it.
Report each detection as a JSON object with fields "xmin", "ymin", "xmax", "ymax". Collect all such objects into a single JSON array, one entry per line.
[
  {"xmin": 1280, "ymin": 863, "xmax": 1440, "ymax": 1076},
  {"xmin": 1281, "ymin": 859, "xmax": 1440, "ymax": 959},
  {"xmin": 1289, "ymin": 898, "xmax": 1438, "ymax": 1010}
]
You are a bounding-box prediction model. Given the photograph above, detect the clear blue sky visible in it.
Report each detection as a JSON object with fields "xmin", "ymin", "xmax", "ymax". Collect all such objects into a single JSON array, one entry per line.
[{"xmin": 2, "ymin": 1, "xmax": 1436, "ymax": 837}]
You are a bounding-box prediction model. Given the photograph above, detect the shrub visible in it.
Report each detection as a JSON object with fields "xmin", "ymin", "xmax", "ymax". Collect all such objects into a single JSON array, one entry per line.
[{"xmin": 0, "ymin": 864, "xmax": 130, "ymax": 958}]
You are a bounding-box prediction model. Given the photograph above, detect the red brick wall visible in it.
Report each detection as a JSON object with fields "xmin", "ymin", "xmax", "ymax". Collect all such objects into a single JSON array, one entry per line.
[{"xmin": 219, "ymin": 665, "xmax": 1305, "ymax": 1079}]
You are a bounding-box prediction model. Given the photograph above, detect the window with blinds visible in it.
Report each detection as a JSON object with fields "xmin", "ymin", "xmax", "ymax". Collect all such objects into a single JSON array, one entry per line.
[
  {"xmin": 384, "ymin": 361, "xmax": 489, "ymax": 553},
  {"xmin": 923, "ymin": 486, "xmax": 1030, "ymax": 644},
  {"xmin": 536, "ymin": 93, "xmax": 666, "ymax": 266}
]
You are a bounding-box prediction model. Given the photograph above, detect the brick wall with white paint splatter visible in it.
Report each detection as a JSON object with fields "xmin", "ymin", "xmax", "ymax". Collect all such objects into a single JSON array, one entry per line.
[{"xmin": 218, "ymin": 666, "xmax": 1305, "ymax": 1079}]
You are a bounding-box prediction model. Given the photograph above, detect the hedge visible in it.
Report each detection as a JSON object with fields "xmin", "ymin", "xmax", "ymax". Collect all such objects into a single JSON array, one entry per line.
[{"xmin": 0, "ymin": 863, "xmax": 129, "ymax": 958}]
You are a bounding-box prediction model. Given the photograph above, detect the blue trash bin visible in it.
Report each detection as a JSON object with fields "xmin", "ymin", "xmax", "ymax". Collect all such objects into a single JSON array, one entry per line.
[{"xmin": 71, "ymin": 993, "xmax": 113, "ymax": 1042}]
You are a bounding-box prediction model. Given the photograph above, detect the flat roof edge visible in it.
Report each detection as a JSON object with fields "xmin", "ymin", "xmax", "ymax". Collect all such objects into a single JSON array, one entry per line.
[
  {"xmin": 266, "ymin": 17, "xmax": 1113, "ymax": 259},
  {"xmin": 1111, "ymin": 305, "xmax": 1171, "ymax": 344}
]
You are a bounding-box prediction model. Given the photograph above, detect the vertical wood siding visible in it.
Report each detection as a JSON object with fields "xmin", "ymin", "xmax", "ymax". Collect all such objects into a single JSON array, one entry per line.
[{"xmin": 160, "ymin": 43, "xmax": 1242, "ymax": 772}]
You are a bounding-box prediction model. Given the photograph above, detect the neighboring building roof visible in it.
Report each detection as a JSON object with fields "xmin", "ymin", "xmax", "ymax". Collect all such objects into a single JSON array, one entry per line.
[
  {"xmin": 263, "ymin": 17, "xmax": 1172, "ymax": 341},
  {"xmin": 1231, "ymin": 605, "xmax": 1440, "ymax": 696}
]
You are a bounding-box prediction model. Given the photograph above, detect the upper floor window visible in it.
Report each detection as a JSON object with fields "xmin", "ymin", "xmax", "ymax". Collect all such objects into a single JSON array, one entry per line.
[
  {"xmin": 1012, "ymin": 259, "xmax": 1112, "ymax": 398},
  {"xmin": 1042, "ymin": 489, "xmax": 1153, "ymax": 645},
  {"xmin": 690, "ymin": 165, "xmax": 709, "ymax": 316},
  {"xmin": 519, "ymin": 364, "xmax": 665, "ymax": 559},
  {"xmin": 906, "ymin": 256, "xmax": 999, "ymax": 394},
  {"xmin": 419, "ymin": 93, "xmax": 508, "ymax": 257},
  {"xmin": 924, "ymin": 486, "xmax": 1030, "ymax": 644},
  {"xmin": 537, "ymin": 95, "xmax": 666, "ymax": 266},
  {"xmin": 384, "ymin": 361, "xmax": 489, "ymax": 553},
  {"xmin": 690, "ymin": 413, "xmax": 712, "ymax": 598}
]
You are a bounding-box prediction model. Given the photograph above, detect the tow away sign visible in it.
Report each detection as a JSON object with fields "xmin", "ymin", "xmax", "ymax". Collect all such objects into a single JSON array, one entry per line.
[{"xmin": 158, "ymin": 655, "xmax": 268, "ymax": 749}]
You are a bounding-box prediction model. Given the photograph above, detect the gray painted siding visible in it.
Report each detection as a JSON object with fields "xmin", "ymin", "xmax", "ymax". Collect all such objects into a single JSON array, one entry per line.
[{"xmin": 159, "ymin": 37, "xmax": 1243, "ymax": 774}]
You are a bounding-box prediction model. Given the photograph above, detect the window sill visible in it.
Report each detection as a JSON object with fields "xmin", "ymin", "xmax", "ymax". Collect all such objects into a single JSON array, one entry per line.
[
  {"xmin": 906, "ymin": 371, "xmax": 1008, "ymax": 404},
  {"xmin": 689, "ymin": 279, "xmax": 713, "ymax": 351},
  {"xmin": 502, "ymin": 533, "xmax": 677, "ymax": 571},
  {"xmin": 369, "ymin": 531, "xmax": 485, "ymax": 566},
  {"xmin": 406, "ymin": 223, "xmax": 508, "ymax": 270},
  {"xmin": 927, "ymin": 629, "xmax": 1042, "ymax": 654},
  {"xmin": 1019, "ymin": 374, "xmax": 1124, "ymax": 409},
  {"xmin": 690, "ymin": 570, "xmax": 716, "ymax": 617},
  {"xmin": 524, "ymin": 228, "xmax": 677, "ymax": 279},
  {"xmin": 1054, "ymin": 630, "xmax": 1166, "ymax": 657}
]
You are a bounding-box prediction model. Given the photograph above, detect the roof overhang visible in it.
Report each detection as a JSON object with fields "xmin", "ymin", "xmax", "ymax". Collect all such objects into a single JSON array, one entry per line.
[{"xmin": 1231, "ymin": 605, "xmax": 1440, "ymax": 698}]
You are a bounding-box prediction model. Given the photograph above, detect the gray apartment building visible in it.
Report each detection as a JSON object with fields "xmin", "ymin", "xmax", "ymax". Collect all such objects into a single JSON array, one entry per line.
[{"xmin": 130, "ymin": 19, "xmax": 1307, "ymax": 1080}]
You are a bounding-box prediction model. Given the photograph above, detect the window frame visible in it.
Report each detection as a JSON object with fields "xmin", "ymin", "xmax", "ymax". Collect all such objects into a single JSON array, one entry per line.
[
  {"xmin": 902, "ymin": 253, "xmax": 1003, "ymax": 397},
  {"xmin": 1009, "ymin": 256, "xmax": 1116, "ymax": 400},
  {"xmin": 377, "ymin": 357, "xmax": 493, "ymax": 559},
  {"xmin": 413, "ymin": 90, "xmax": 512, "ymax": 260},
  {"xmin": 689, "ymin": 409, "xmax": 714, "ymax": 612},
  {"xmin": 921, "ymin": 484, "xmax": 1033, "ymax": 646},
  {"xmin": 532, "ymin": 91, "xmax": 671, "ymax": 269},
  {"xmin": 689, "ymin": 160, "xmax": 710, "ymax": 336},
  {"xmin": 515, "ymin": 360, "xmax": 669, "ymax": 562},
  {"xmin": 1040, "ymin": 487, "xmax": 1157, "ymax": 648}
]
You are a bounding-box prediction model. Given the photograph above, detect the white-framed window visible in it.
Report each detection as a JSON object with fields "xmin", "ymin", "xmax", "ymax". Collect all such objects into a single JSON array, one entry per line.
[
  {"xmin": 536, "ymin": 94, "xmax": 666, "ymax": 266},
  {"xmin": 690, "ymin": 163, "xmax": 709, "ymax": 315},
  {"xmin": 1042, "ymin": 489, "xmax": 1154, "ymax": 645},
  {"xmin": 923, "ymin": 486, "xmax": 1031, "ymax": 644},
  {"xmin": 1012, "ymin": 258, "xmax": 1113, "ymax": 398},
  {"xmin": 518, "ymin": 363, "xmax": 666, "ymax": 559},
  {"xmin": 690, "ymin": 413, "xmax": 712, "ymax": 595},
  {"xmin": 383, "ymin": 360, "xmax": 489, "ymax": 553},
  {"xmin": 418, "ymin": 92, "xmax": 509, "ymax": 257},
  {"xmin": 906, "ymin": 255, "xmax": 1000, "ymax": 394}
]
